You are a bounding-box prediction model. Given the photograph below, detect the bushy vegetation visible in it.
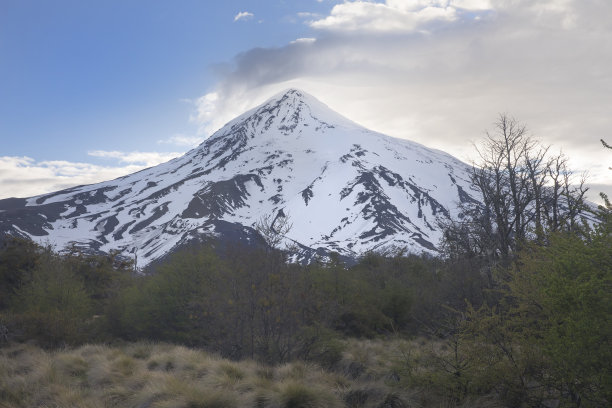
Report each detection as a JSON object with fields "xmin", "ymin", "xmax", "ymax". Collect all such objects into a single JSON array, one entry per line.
[
  {"xmin": 0, "ymin": 128, "xmax": 609, "ymax": 407},
  {"xmin": 1, "ymin": 214, "xmax": 608, "ymax": 407},
  {"xmin": 0, "ymin": 238, "xmax": 463, "ymax": 360}
]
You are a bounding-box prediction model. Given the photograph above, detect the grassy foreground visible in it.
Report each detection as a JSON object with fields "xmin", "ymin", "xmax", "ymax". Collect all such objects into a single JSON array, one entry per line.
[{"xmin": 0, "ymin": 339, "xmax": 439, "ymax": 408}]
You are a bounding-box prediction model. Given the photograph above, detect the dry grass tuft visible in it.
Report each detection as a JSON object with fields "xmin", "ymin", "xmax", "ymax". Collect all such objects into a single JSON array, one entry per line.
[
  {"xmin": 0, "ymin": 339, "xmax": 436, "ymax": 408},
  {"xmin": 277, "ymin": 381, "xmax": 342, "ymax": 408}
]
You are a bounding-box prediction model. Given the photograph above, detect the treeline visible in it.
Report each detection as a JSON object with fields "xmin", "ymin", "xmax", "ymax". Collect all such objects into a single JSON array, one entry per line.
[
  {"xmin": 0, "ymin": 238, "xmax": 486, "ymax": 362},
  {"xmin": 0, "ymin": 239, "xmax": 132, "ymax": 347}
]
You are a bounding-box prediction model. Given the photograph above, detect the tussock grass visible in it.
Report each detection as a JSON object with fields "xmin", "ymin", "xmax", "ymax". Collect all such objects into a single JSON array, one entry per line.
[{"xmin": 0, "ymin": 338, "xmax": 479, "ymax": 408}]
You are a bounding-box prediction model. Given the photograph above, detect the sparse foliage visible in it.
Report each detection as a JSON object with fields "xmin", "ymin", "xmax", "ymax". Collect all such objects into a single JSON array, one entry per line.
[
  {"xmin": 254, "ymin": 210, "xmax": 293, "ymax": 250},
  {"xmin": 443, "ymin": 114, "xmax": 589, "ymax": 267}
]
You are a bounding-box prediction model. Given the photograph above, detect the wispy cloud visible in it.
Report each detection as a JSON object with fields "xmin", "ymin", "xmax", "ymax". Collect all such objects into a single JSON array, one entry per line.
[
  {"xmin": 234, "ymin": 11, "xmax": 254, "ymax": 22},
  {"xmin": 297, "ymin": 12, "xmax": 321, "ymax": 19},
  {"xmin": 0, "ymin": 157, "xmax": 141, "ymax": 199},
  {"xmin": 290, "ymin": 37, "xmax": 317, "ymax": 45},
  {"xmin": 87, "ymin": 150, "xmax": 181, "ymax": 167},
  {"xmin": 192, "ymin": 92, "xmax": 223, "ymax": 135},
  {"xmin": 0, "ymin": 151, "xmax": 184, "ymax": 199},
  {"xmin": 157, "ymin": 134, "xmax": 204, "ymax": 148}
]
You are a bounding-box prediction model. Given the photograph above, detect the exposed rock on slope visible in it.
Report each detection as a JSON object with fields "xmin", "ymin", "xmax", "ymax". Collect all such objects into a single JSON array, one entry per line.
[{"xmin": 0, "ymin": 89, "xmax": 479, "ymax": 265}]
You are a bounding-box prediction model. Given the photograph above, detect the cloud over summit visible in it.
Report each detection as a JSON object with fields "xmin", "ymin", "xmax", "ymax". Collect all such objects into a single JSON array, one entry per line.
[{"xmin": 194, "ymin": 0, "xmax": 612, "ymax": 200}]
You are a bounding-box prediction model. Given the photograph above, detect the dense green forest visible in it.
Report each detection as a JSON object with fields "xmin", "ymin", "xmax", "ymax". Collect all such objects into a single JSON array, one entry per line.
[{"xmin": 0, "ymin": 128, "xmax": 610, "ymax": 407}]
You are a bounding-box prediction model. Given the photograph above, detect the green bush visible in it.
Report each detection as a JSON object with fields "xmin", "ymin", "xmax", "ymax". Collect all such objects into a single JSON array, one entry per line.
[
  {"xmin": 297, "ymin": 325, "xmax": 345, "ymax": 368},
  {"xmin": 10, "ymin": 251, "xmax": 92, "ymax": 347},
  {"xmin": 0, "ymin": 237, "xmax": 41, "ymax": 310}
]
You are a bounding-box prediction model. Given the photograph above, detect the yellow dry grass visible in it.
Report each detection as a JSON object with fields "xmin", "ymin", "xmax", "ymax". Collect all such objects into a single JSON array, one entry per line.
[
  {"xmin": 0, "ymin": 337, "xmax": 496, "ymax": 408},
  {"xmin": 0, "ymin": 340, "xmax": 415, "ymax": 408}
]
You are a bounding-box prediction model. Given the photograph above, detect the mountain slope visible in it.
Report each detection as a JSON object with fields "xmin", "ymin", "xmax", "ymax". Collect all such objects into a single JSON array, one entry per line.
[{"xmin": 0, "ymin": 89, "xmax": 480, "ymax": 265}]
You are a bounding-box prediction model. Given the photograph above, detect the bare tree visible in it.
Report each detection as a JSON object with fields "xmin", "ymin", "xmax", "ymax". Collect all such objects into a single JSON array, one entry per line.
[
  {"xmin": 443, "ymin": 114, "xmax": 589, "ymax": 265},
  {"xmin": 254, "ymin": 210, "xmax": 293, "ymax": 250},
  {"xmin": 524, "ymin": 144, "xmax": 550, "ymax": 241},
  {"xmin": 469, "ymin": 114, "xmax": 536, "ymax": 260},
  {"xmin": 603, "ymin": 139, "xmax": 612, "ymax": 170}
]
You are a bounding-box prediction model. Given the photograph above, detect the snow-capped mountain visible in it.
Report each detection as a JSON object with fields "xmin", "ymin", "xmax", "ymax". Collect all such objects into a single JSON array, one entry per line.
[{"xmin": 0, "ymin": 89, "xmax": 480, "ymax": 266}]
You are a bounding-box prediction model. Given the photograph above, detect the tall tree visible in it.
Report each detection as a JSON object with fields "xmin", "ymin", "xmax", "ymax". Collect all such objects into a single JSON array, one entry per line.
[{"xmin": 443, "ymin": 114, "xmax": 589, "ymax": 265}]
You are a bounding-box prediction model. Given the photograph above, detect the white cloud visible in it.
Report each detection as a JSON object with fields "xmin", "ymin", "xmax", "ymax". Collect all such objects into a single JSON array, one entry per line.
[
  {"xmin": 157, "ymin": 134, "xmax": 204, "ymax": 148},
  {"xmin": 87, "ymin": 150, "xmax": 181, "ymax": 167},
  {"xmin": 307, "ymin": 0, "xmax": 583, "ymax": 33},
  {"xmin": 0, "ymin": 157, "xmax": 139, "ymax": 199},
  {"xmin": 234, "ymin": 11, "xmax": 254, "ymax": 22},
  {"xmin": 297, "ymin": 12, "xmax": 321, "ymax": 19},
  {"xmin": 452, "ymin": 0, "xmax": 493, "ymax": 10},
  {"xmin": 193, "ymin": 92, "xmax": 229, "ymax": 136},
  {"xmin": 290, "ymin": 37, "xmax": 317, "ymax": 44},
  {"xmin": 0, "ymin": 150, "xmax": 185, "ymax": 199},
  {"xmin": 309, "ymin": 0, "xmax": 468, "ymax": 33}
]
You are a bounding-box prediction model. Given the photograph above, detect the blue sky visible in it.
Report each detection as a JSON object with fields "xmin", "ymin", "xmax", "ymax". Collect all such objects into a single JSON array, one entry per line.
[
  {"xmin": 1, "ymin": 0, "xmax": 611, "ymax": 200},
  {"xmin": 1, "ymin": 0, "xmax": 325, "ymax": 161}
]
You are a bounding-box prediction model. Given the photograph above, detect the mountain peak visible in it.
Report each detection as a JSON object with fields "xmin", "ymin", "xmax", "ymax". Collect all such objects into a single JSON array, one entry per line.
[
  {"xmin": 262, "ymin": 88, "xmax": 318, "ymax": 112},
  {"xmin": 0, "ymin": 89, "xmax": 479, "ymax": 267},
  {"xmin": 270, "ymin": 88, "xmax": 309, "ymax": 102},
  {"xmin": 215, "ymin": 88, "xmax": 363, "ymax": 140},
  {"xmin": 277, "ymin": 87, "xmax": 306, "ymax": 97}
]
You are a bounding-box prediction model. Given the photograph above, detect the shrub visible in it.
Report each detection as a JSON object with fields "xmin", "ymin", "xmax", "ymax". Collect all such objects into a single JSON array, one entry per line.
[
  {"xmin": 278, "ymin": 382, "xmax": 340, "ymax": 408},
  {"xmin": 297, "ymin": 325, "xmax": 345, "ymax": 368},
  {"xmin": 10, "ymin": 251, "xmax": 92, "ymax": 347}
]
